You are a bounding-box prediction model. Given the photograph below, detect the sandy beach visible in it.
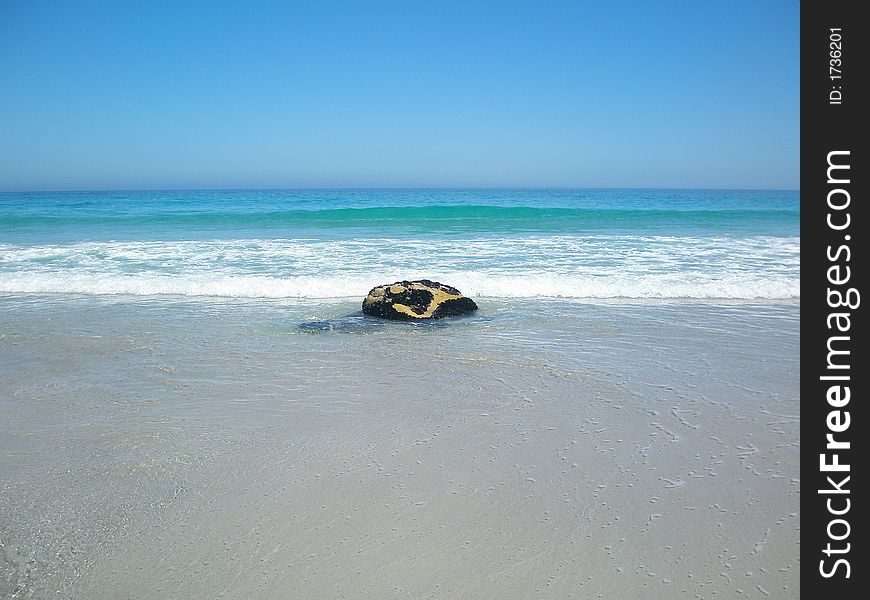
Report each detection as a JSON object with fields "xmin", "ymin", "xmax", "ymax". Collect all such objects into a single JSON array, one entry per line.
[
  {"xmin": 1, "ymin": 0, "xmax": 804, "ymax": 595},
  {"xmin": 0, "ymin": 296, "xmax": 799, "ymax": 598}
]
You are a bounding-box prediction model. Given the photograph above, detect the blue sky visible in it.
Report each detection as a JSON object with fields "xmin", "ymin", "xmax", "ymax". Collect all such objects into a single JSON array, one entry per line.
[{"xmin": 0, "ymin": 1, "xmax": 799, "ymax": 191}]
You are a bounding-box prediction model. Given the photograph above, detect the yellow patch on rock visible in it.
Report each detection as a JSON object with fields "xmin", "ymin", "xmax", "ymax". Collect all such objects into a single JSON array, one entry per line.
[
  {"xmin": 362, "ymin": 287, "xmax": 385, "ymax": 304},
  {"xmin": 391, "ymin": 303, "xmax": 423, "ymax": 317},
  {"xmin": 389, "ymin": 284, "xmax": 463, "ymax": 318}
]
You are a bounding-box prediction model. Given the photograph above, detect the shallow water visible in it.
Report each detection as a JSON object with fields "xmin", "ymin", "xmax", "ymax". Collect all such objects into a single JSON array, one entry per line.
[{"xmin": 0, "ymin": 295, "xmax": 799, "ymax": 599}]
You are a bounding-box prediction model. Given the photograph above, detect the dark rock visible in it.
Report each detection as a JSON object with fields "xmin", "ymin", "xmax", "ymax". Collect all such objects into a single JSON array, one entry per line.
[{"xmin": 362, "ymin": 280, "xmax": 478, "ymax": 321}]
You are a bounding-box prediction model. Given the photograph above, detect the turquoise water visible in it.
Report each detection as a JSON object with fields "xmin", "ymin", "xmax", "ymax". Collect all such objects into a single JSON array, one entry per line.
[{"xmin": 0, "ymin": 188, "xmax": 799, "ymax": 300}]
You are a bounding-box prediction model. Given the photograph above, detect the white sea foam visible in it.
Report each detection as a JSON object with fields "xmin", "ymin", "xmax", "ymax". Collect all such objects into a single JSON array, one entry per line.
[
  {"xmin": 0, "ymin": 271, "xmax": 799, "ymax": 300},
  {"xmin": 0, "ymin": 236, "xmax": 800, "ymax": 300}
]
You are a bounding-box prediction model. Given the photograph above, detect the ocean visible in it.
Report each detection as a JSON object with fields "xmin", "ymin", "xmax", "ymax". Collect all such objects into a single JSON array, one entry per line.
[
  {"xmin": 0, "ymin": 188, "xmax": 799, "ymax": 301},
  {"xmin": 0, "ymin": 189, "xmax": 800, "ymax": 599}
]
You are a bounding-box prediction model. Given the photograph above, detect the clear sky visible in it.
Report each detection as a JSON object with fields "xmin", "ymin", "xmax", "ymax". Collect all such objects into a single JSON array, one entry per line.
[{"xmin": 0, "ymin": 0, "xmax": 799, "ymax": 191}]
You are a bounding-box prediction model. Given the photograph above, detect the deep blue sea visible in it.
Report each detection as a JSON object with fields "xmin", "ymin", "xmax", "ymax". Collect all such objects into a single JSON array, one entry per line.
[{"xmin": 0, "ymin": 189, "xmax": 799, "ymax": 300}]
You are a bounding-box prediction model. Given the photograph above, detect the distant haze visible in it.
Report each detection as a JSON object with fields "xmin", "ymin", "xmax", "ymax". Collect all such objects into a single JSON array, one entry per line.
[{"xmin": 0, "ymin": 1, "xmax": 799, "ymax": 192}]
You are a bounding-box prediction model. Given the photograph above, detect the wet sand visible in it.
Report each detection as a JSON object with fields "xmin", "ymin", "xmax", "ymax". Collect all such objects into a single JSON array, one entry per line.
[{"xmin": 0, "ymin": 296, "xmax": 799, "ymax": 598}]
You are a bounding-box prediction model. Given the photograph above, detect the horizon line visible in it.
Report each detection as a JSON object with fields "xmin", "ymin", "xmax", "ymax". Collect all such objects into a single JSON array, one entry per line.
[{"xmin": 0, "ymin": 185, "xmax": 800, "ymax": 194}]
